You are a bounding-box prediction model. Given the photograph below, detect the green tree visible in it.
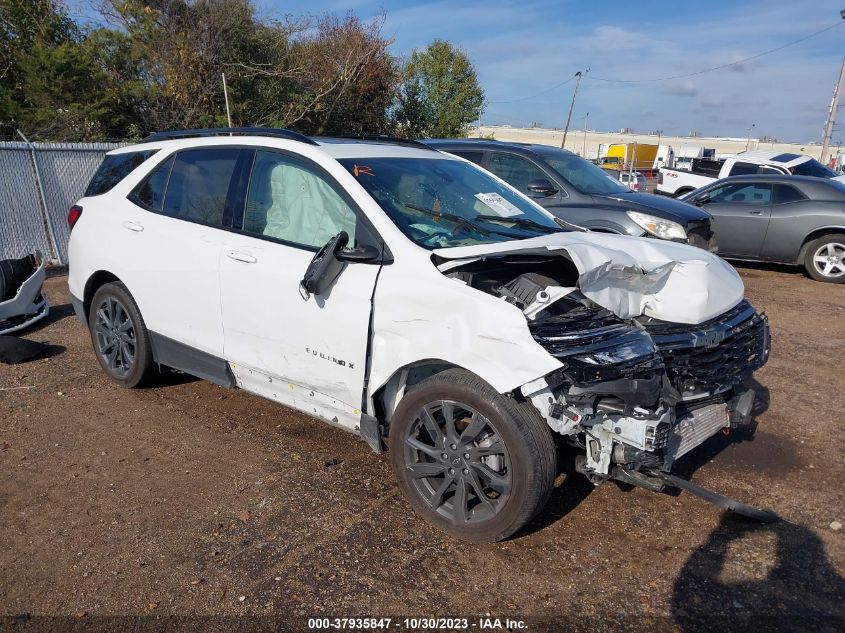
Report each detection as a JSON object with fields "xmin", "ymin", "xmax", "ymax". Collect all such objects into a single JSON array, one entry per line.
[{"xmin": 394, "ymin": 39, "xmax": 484, "ymax": 138}]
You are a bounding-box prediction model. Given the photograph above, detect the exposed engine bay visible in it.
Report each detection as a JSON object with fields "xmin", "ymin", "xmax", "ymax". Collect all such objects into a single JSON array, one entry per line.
[{"xmin": 444, "ymin": 253, "xmax": 770, "ymax": 486}]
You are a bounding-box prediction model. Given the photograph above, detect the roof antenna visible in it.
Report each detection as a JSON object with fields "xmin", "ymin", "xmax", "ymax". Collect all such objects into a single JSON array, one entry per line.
[{"xmin": 222, "ymin": 73, "xmax": 233, "ymax": 129}]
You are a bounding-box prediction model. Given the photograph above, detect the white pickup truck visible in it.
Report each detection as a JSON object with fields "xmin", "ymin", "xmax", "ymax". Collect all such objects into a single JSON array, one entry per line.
[{"xmin": 657, "ymin": 150, "xmax": 845, "ymax": 197}]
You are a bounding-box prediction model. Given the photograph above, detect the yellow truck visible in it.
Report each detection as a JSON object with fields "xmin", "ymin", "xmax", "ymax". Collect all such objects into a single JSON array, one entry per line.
[{"xmin": 599, "ymin": 143, "xmax": 659, "ymax": 172}]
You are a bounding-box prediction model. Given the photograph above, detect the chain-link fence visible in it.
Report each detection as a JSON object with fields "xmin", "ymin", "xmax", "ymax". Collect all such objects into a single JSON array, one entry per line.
[{"xmin": 0, "ymin": 141, "xmax": 125, "ymax": 264}]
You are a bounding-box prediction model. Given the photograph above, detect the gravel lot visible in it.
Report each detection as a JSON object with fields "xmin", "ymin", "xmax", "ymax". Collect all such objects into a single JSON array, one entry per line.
[{"xmin": 1, "ymin": 265, "xmax": 843, "ymax": 632}]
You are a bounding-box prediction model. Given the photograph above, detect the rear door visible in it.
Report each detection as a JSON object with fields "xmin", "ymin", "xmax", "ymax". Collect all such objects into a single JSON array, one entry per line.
[
  {"xmin": 702, "ymin": 182, "xmax": 773, "ymax": 258},
  {"xmin": 218, "ymin": 149, "xmax": 382, "ymax": 429},
  {"xmin": 123, "ymin": 147, "xmax": 244, "ymax": 363}
]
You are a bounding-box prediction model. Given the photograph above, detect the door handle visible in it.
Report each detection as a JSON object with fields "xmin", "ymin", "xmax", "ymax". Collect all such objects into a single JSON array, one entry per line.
[
  {"xmin": 122, "ymin": 220, "xmax": 144, "ymax": 232},
  {"xmin": 748, "ymin": 210, "xmax": 764, "ymax": 216},
  {"xmin": 225, "ymin": 250, "xmax": 257, "ymax": 264}
]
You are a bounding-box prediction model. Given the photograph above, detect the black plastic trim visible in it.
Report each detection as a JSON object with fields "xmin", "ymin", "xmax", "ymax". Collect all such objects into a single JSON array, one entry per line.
[{"xmin": 148, "ymin": 332, "xmax": 235, "ymax": 388}]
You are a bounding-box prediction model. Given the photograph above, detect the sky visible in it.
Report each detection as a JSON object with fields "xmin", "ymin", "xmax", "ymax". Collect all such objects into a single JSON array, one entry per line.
[
  {"xmin": 67, "ymin": 0, "xmax": 845, "ymax": 142},
  {"xmin": 251, "ymin": 0, "xmax": 845, "ymax": 143}
]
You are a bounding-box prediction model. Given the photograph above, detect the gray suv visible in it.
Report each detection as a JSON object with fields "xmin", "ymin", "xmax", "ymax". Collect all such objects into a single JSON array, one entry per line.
[{"xmin": 424, "ymin": 139, "xmax": 716, "ymax": 250}]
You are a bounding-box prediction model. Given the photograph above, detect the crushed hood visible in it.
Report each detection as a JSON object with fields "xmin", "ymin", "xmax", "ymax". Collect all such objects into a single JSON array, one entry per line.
[{"xmin": 433, "ymin": 232, "xmax": 744, "ymax": 325}]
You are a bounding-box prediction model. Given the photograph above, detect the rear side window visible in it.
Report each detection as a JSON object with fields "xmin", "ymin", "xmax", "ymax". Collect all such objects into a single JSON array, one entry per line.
[
  {"xmin": 773, "ymin": 184, "xmax": 805, "ymax": 204},
  {"xmin": 130, "ymin": 156, "xmax": 174, "ymax": 211},
  {"xmin": 85, "ymin": 150, "xmax": 158, "ymax": 197},
  {"xmin": 161, "ymin": 148, "xmax": 241, "ymax": 226},
  {"xmin": 728, "ymin": 162, "xmax": 759, "ymax": 176}
]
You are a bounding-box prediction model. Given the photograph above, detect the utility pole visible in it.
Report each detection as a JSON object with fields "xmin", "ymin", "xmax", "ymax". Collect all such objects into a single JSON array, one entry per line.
[
  {"xmin": 821, "ymin": 56, "xmax": 845, "ymax": 165},
  {"xmin": 561, "ymin": 69, "xmax": 588, "ymax": 149},
  {"xmin": 222, "ymin": 73, "xmax": 233, "ymax": 128}
]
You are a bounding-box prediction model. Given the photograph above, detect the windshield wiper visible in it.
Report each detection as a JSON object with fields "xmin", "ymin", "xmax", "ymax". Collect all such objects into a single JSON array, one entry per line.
[{"xmin": 473, "ymin": 214, "xmax": 562, "ymax": 233}]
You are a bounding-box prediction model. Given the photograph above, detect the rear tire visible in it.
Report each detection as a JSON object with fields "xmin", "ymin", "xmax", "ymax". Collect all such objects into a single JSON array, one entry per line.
[
  {"xmin": 88, "ymin": 282, "xmax": 154, "ymax": 388},
  {"xmin": 388, "ymin": 368, "xmax": 556, "ymax": 543},
  {"xmin": 803, "ymin": 234, "xmax": 845, "ymax": 283}
]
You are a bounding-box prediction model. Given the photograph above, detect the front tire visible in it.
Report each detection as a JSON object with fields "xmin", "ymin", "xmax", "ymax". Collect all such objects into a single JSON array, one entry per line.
[
  {"xmin": 388, "ymin": 369, "xmax": 556, "ymax": 543},
  {"xmin": 88, "ymin": 282, "xmax": 154, "ymax": 388},
  {"xmin": 803, "ymin": 234, "xmax": 845, "ymax": 283}
]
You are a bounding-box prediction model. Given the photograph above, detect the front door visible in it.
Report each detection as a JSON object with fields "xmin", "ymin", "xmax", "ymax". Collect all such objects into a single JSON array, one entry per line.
[
  {"xmin": 701, "ymin": 182, "xmax": 773, "ymax": 258},
  {"xmin": 219, "ymin": 149, "xmax": 382, "ymax": 430},
  {"xmin": 484, "ymin": 151, "xmax": 564, "ymax": 208}
]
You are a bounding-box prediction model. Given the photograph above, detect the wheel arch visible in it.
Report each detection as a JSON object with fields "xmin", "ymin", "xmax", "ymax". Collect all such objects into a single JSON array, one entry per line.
[
  {"xmin": 797, "ymin": 226, "xmax": 845, "ymax": 263},
  {"xmin": 82, "ymin": 270, "xmax": 123, "ymax": 320},
  {"xmin": 371, "ymin": 359, "xmax": 472, "ymax": 426}
]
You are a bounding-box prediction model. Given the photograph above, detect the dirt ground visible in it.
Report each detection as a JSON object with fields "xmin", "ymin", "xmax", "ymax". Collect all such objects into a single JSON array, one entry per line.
[{"xmin": 1, "ymin": 264, "xmax": 843, "ymax": 632}]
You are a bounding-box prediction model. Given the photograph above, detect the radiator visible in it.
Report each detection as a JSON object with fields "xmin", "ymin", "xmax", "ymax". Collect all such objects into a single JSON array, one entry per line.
[{"xmin": 666, "ymin": 402, "xmax": 729, "ymax": 460}]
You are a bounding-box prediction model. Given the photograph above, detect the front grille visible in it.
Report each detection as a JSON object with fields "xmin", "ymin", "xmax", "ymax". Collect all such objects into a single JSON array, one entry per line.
[{"xmin": 643, "ymin": 300, "xmax": 770, "ymax": 394}]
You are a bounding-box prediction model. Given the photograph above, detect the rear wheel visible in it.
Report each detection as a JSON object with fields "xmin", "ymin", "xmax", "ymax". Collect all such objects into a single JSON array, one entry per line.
[
  {"xmin": 88, "ymin": 282, "xmax": 154, "ymax": 387},
  {"xmin": 388, "ymin": 369, "xmax": 556, "ymax": 543},
  {"xmin": 803, "ymin": 235, "xmax": 845, "ymax": 283}
]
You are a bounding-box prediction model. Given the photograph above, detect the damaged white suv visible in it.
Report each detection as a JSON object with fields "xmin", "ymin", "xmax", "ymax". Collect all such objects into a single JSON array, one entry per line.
[{"xmin": 68, "ymin": 129, "xmax": 771, "ymax": 542}]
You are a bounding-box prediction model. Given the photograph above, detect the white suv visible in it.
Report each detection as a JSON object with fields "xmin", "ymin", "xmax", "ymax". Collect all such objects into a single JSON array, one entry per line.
[{"xmin": 68, "ymin": 128, "xmax": 771, "ymax": 541}]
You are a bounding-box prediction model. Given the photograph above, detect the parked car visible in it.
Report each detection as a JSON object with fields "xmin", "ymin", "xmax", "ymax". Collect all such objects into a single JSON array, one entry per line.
[
  {"xmin": 69, "ymin": 128, "xmax": 770, "ymax": 542},
  {"xmin": 681, "ymin": 174, "xmax": 845, "ymax": 283},
  {"xmin": 603, "ymin": 168, "xmax": 648, "ymax": 192},
  {"xmin": 423, "ymin": 139, "xmax": 716, "ymax": 251},
  {"xmin": 658, "ymin": 150, "xmax": 845, "ymax": 197}
]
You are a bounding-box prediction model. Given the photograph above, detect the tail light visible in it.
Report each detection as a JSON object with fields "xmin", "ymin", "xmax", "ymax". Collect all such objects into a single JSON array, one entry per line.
[{"xmin": 68, "ymin": 205, "xmax": 83, "ymax": 231}]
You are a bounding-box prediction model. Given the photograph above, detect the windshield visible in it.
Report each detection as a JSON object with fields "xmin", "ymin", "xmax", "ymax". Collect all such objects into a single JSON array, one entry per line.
[
  {"xmin": 338, "ymin": 157, "xmax": 563, "ymax": 249},
  {"xmin": 533, "ymin": 147, "xmax": 628, "ymax": 195},
  {"xmin": 789, "ymin": 158, "xmax": 838, "ymax": 178}
]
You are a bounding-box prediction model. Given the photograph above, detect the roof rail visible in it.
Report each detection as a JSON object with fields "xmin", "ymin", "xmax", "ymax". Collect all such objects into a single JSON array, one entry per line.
[
  {"xmin": 143, "ymin": 127, "xmax": 318, "ymax": 145},
  {"xmin": 329, "ymin": 134, "xmax": 439, "ymax": 151}
]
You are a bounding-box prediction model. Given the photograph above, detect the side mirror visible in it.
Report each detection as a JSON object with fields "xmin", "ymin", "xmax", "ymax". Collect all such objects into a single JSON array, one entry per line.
[
  {"xmin": 526, "ymin": 178, "xmax": 558, "ymax": 197},
  {"xmin": 696, "ymin": 193, "xmax": 711, "ymax": 206},
  {"xmin": 336, "ymin": 244, "xmax": 381, "ymax": 263},
  {"xmin": 300, "ymin": 231, "xmax": 349, "ymax": 298}
]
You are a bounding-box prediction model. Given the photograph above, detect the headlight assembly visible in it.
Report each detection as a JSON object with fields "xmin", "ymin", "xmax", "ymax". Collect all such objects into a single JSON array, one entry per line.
[{"xmin": 627, "ymin": 211, "xmax": 687, "ymax": 241}]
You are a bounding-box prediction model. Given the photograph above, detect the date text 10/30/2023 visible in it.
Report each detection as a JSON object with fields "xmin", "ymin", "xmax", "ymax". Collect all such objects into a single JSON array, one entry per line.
[{"xmin": 307, "ymin": 617, "xmax": 528, "ymax": 630}]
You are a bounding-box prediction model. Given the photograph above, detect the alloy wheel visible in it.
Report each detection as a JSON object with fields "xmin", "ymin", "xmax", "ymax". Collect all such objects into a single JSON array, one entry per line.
[
  {"xmin": 403, "ymin": 400, "xmax": 512, "ymax": 524},
  {"xmin": 813, "ymin": 242, "xmax": 845, "ymax": 278},
  {"xmin": 93, "ymin": 296, "xmax": 136, "ymax": 377}
]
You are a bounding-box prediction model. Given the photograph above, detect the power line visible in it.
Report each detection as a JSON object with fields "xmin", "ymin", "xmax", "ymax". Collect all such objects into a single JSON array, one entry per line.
[
  {"xmin": 590, "ymin": 21, "xmax": 843, "ymax": 84},
  {"xmin": 487, "ymin": 74, "xmax": 576, "ymax": 103}
]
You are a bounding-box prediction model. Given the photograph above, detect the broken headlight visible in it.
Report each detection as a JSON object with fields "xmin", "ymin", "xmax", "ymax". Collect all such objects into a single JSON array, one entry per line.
[
  {"xmin": 574, "ymin": 335, "xmax": 656, "ymax": 365},
  {"xmin": 627, "ymin": 211, "xmax": 687, "ymax": 241}
]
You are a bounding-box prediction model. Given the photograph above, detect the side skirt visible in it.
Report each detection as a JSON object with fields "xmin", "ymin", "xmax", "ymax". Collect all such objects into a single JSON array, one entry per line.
[{"xmin": 148, "ymin": 332, "xmax": 235, "ymax": 388}]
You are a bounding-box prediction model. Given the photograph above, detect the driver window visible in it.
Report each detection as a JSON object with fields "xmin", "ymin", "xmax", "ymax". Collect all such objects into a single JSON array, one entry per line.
[
  {"xmin": 244, "ymin": 151, "xmax": 357, "ymax": 249},
  {"xmin": 486, "ymin": 152, "xmax": 548, "ymax": 194},
  {"xmin": 708, "ymin": 183, "xmax": 772, "ymax": 204}
]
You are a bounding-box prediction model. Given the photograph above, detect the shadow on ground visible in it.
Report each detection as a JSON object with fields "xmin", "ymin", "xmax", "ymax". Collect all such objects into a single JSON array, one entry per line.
[{"xmin": 672, "ymin": 514, "xmax": 845, "ymax": 632}]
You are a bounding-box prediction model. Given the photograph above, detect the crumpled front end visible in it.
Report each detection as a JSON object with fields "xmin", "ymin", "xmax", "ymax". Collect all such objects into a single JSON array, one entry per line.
[
  {"xmin": 522, "ymin": 292, "xmax": 769, "ymax": 476},
  {"xmin": 437, "ymin": 234, "xmax": 770, "ymax": 478}
]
